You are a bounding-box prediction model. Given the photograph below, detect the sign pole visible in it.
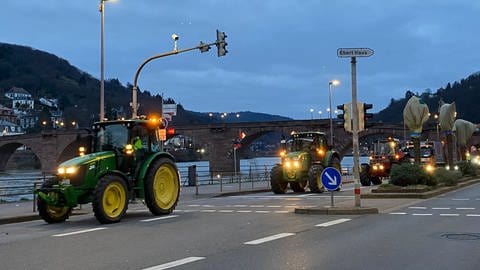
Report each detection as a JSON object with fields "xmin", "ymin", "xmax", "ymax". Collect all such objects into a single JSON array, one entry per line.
[
  {"xmin": 337, "ymin": 47, "xmax": 374, "ymax": 208},
  {"xmin": 330, "ymin": 191, "xmax": 335, "ymax": 207},
  {"xmin": 351, "ymin": 56, "xmax": 361, "ymax": 207}
]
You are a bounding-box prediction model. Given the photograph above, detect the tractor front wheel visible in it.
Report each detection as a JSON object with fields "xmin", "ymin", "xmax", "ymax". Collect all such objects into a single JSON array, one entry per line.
[
  {"xmin": 290, "ymin": 180, "xmax": 307, "ymax": 193},
  {"xmin": 93, "ymin": 175, "xmax": 128, "ymax": 224},
  {"xmin": 308, "ymin": 164, "xmax": 325, "ymax": 193},
  {"xmin": 37, "ymin": 181, "xmax": 71, "ymax": 223},
  {"xmin": 360, "ymin": 163, "xmax": 371, "ymax": 186},
  {"xmin": 144, "ymin": 158, "xmax": 180, "ymax": 215},
  {"xmin": 270, "ymin": 165, "xmax": 288, "ymax": 194}
]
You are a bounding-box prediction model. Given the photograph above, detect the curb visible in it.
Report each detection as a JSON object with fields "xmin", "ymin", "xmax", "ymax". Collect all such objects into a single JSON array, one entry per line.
[
  {"xmin": 0, "ymin": 210, "xmax": 89, "ymax": 225},
  {"xmin": 361, "ymin": 179, "xmax": 480, "ymax": 199},
  {"xmin": 213, "ymin": 188, "xmax": 271, "ymax": 197},
  {"xmin": 294, "ymin": 206, "xmax": 379, "ymax": 215}
]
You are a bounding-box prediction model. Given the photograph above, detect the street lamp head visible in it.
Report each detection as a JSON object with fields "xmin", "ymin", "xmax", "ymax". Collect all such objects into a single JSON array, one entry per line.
[
  {"xmin": 329, "ymin": 79, "xmax": 340, "ymax": 86},
  {"xmin": 171, "ymin": 34, "xmax": 179, "ymax": 41}
]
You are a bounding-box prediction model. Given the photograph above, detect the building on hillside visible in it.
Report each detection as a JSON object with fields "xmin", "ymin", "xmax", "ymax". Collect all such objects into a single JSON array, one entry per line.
[
  {"xmin": 39, "ymin": 97, "xmax": 58, "ymax": 109},
  {"xmin": 17, "ymin": 112, "xmax": 39, "ymax": 130},
  {"xmin": 0, "ymin": 105, "xmax": 17, "ymax": 123},
  {"xmin": 0, "ymin": 119, "xmax": 23, "ymax": 136},
  {"xmin": 4, "ymin": 87, "xmax": 34, "ymax": 111}
]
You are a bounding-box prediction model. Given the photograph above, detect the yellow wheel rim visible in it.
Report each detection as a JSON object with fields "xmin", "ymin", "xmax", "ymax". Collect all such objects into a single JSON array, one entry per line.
[
  {"xmin": 102, "ymin": 181, "xmax": 126, "ymax": 218},
  {"xmin": 153, "ymin": 164, "xmax": 179, "ymax": 209},
  {"xmin": 46, "ymin": 205, "xmax": 69, "ymax": 218}
]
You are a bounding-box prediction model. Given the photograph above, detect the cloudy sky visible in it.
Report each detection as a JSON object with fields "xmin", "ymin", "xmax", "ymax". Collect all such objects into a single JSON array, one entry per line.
[{"xmin": 1, "ymin": 0, "xmax": 479, "ymax": 119}]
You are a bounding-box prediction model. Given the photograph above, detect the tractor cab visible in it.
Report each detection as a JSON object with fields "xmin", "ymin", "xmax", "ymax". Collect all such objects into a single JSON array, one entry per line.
[{"xmin": 92, "ymin": 118, "xmax": 165, "ymax": 174}]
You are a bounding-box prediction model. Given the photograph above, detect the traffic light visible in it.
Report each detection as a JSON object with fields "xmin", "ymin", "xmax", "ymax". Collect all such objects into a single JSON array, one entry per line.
[
  {"xmin": 358, "ymin": 103, "xmax": 373, "ymax": 131},
  {"xmin": 216, "ymin": 29, "xmax": 228, "ymax": 57},
  {"xmin": 337, "ymin": 103, "xmax": 352, "ymax": 132},
  {"xmin": 166, "ymin": 127, "xmax": 175, "ymax": 139}
]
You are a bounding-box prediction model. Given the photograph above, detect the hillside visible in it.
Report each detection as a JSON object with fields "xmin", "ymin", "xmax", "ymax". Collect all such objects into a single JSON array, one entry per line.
[
  {"xmin": 0, "ymin": 43, "xmax": 290, "ymax": 129},
  {"xmin": 374, "ymin": 72, "xmax": 480, "ymax": 124}
]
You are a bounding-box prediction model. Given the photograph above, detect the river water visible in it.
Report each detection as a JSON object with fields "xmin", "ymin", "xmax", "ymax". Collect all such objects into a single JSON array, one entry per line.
[{"xmin": 0, "ymin": 156, "xmax": 367, "ymax": 202}]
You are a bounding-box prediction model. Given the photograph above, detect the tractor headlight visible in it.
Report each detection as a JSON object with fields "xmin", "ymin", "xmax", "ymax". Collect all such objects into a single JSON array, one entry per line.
[
  {"xmin": 425, "ymin": 164, "xmax": 435, "ymax": 173},
  {"xmin": 293, "ymin": 160, "xmax": 300, "ymax": 168},
  {"xmin": 57, "ymin": 166, "xmax": 78, "ymax": 175},
  {"xmin": 285, "ymin": 160, "xmax": 291, "ymax": 168}
]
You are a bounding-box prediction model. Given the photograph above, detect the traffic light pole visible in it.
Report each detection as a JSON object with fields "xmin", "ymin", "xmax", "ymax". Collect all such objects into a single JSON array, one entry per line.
[{"xmin": 350, "ymin": 56, "xmax": 361, "ymax": 207}]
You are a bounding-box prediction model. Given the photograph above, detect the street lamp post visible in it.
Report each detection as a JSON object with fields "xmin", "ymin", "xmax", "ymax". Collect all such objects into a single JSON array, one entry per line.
[
  {"xmin": 328, "ymin": 80, "xmax": 340, "ymax": 146},
  {"xmin": 99, "ymin": 0, "xmax": 108, "ymax": 122}
]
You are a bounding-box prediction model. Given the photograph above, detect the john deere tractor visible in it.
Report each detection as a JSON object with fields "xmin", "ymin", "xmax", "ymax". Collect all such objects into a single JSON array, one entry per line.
[
  {"xmin": 270, "ymin": 132, "xmax": 342, "ymax": 194},
  {"xmin": 35, "ymin": 118, "xmax": 180, "ymax": 224},
  {"xmin": 360, "ymin": 137, "xmax": 404, "ymax": 186}
]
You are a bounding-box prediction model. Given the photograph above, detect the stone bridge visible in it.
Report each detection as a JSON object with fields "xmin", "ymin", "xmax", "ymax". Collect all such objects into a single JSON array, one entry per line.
[{"xmin": 0, "ymin": 129, "xmax": 92, "ymax": 173}]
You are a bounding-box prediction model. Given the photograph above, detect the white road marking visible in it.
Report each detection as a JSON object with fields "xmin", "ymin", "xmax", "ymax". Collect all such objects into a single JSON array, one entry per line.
[
  {"xmin": 200, "ymin": 210, "xmax": 216, "ymax": 213},
  {"xmin": 432, "ymin": 207, "xmax": 450, "ymax": 210},
  {"xmin": 412, "ymin": 213, "xmax": 433, "ymax": 216},
  {"xmin": 267, "ymin": 205, "xmax": 282, "ymax": 208},
  {"xmin": 456, "ymin": 207, "xmax": 475, "ymax": 210},
  {"xmin": 439, "ymin": 214, "xmax": 460, "ymax": 216},
  {"xmin": 237, "ymin": 210, "xmax": 252, "ymax": 213},
  {"xmin": 389, "ymin": 212, "xmax": 407, "ymax": 215},
  {"xmin": 249, "ymin": 205, "xmax": 265, "ymax": 208},
  {"xmin": 452, "ymin": 198, "xmax": 470, "ymax": 201},
  {"xmin": 52, "ymin": 227, "xmax": 107, "ymax": 237},
  {"xmin": 142, "ymin": 257, "xmax": 205, "ymax": 270},
  {"xmin": 201, "ymin": 205, "xmax": 215, "ymax": 207},
  {"xmin": 274, "ymin": 211, "xmax": 289, "ymax": 213},
  {"xmin": 218, "ymin": 210, "xmax": 234, "ymax": 213},
  {"xmin": 233, "ymin": 205, "xmax": 247, "ymax": 207},
  {"xmin": 409, "ymin": 207, "xmax": 427, "ymax": 209},
  {"xmin": 255, "ymin": 210, "xmax": 270, "ymax": 213},
  {"xmin": 466, "ymin": 214, "xmax": 480, "ymax": 217},
  {"xmin": 188, "ymin": 204, "xmax": 200, "ymax": 207},
  {"xmin": 315, "ymin": 218, "xmax": 351, "ymax": 227},
  {"xmin": 141, "ymin": 215, "xmax": 179, "ymax": 222},
  {"xmin": 244, "ymin": 233, "xmax": 295, "ymax": 245}
]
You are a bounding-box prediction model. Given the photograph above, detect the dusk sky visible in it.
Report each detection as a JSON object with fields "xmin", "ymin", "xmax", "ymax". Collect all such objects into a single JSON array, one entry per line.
[{"xmin": 1, "ymin": 0, "xmax": 479, "ymax": 120}]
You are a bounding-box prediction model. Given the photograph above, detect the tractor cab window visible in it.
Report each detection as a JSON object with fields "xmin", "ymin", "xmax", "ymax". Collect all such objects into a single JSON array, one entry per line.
[
  {"xmin": 130, "ymin": 125, "xmax": 150, "ymax": 151},
  {"xmin": 289, "ymin": 137, "xmax": 313, "ymax": 152},
  {"xmin": 96, "ymin": 124, "xmax": 129, "ymax": 151},
  {"xmin": 375, "ymin": 141, "xmax": 397, "ymax": 156}
]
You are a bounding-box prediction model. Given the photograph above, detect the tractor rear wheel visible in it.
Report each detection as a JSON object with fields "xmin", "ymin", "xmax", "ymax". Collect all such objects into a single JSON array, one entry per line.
[
  {"xmin": 308, "ymin": 164, "xmax": 325, "ymax": 193},
  {"xmin": 93, "ymin": 175, "xmax": 128, "ymax": 224},
  {"xmin": 144, "ymin": 158, "xmax": 180, "ymax": 215},
  {"xmin": 270, "ymin": 165, "xmax": 288, "ymax": 194},
  {"xmin": 290, "ymin": 180, "xmax": 307, "ymax": 193},
  {"xmin": 360, "ymin": 163, "xmax": 371, "ymax": 186},
  {"xmin": 37, "ymin": 181, "xmax": 71, "ymax": 224}
]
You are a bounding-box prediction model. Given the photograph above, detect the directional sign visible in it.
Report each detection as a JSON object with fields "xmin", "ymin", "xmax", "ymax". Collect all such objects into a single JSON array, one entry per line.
[
  {"xmin": 337, "ymin": 48, "xmax": 374, "ymax": 58},
  {"xmin": 321, "ymin": 167, "xmax": 342, "ymax": 191}
]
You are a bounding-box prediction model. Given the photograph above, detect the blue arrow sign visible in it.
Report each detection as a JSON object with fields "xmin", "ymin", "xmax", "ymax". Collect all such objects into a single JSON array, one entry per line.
[{"xmin": 321, "ymin": 167, "xmax": 342, "ymax": 191}]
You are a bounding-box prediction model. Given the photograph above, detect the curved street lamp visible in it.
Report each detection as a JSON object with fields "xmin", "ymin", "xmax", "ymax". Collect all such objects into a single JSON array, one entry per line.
[{"xmin": 99, "ymin": 0, "xmax": 116, "ymax": 122}]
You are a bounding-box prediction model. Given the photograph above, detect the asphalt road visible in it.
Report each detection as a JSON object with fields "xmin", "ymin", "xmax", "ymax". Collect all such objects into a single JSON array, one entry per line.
[{"xmin": 1, "ymin": 183, "xmax": 480, "ymax": 270}]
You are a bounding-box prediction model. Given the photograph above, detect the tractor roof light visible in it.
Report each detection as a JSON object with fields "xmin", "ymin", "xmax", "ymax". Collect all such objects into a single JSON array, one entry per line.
[{"xmin": 125, "ymin": 144, "xmax": 134, "ymax": 155}]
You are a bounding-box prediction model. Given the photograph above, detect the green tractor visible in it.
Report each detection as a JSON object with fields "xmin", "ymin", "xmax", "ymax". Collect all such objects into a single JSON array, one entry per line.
[
  {"xmin": 270, "ymin": 131, "xmax": 342, "ymax": 194},
  {"xmin": 35, "ymin": 118, "xmax": 180, "ymax": 224}
]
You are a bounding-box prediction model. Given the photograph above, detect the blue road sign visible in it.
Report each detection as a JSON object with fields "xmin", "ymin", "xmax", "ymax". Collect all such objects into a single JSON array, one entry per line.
[{"xmin": 321, "ymin": 167, "xmax": 342, "ymax": 191}]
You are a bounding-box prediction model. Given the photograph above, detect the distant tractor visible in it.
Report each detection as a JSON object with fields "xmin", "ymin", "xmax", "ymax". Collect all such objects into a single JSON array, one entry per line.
[
  {"xmin": 270, "ymin": 132, "xmax": 342, "ymax": 194},
  {"xmin": 403, "ymin": 140, "xmax": 444, "ymax": 172},
  {"xmin": 360, "ymin": 137, "xmax": 404, "ymax": 186},
  {"xmin": 36, "ymin": 118, "xmax": 180, "ymax": 224}
]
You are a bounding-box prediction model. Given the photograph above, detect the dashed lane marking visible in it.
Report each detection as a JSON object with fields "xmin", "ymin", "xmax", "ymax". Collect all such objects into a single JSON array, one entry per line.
[
  {"xmin": 142, "ymin": 257, "xmax": 205, "ymax": 270},
  {"xmin": 466, "ymin": 214, "xmax": 480, "ymax": 217},
  {"xmin": 52, "ymin": 227, "xmax": 107, "ymax": 237},
  {"xmin": 389, "ymin": 212, "xmax": 407, "ymax": 215},
  {"xmin": 244, "ymin": 233, "xmax": 295, "ymax": 245},
  {"xmin": 432, "ymin": 208, "xmax": 450, "ymax": 210},
  {"xmin": 141, "ymin": 215, "xmax": 179, "ymax": 222},
  {"xmin": 456, "ymin": 207, "xmax": 475, "ymax": 210},
  {"xmin": 409, "ymin": 207, "xmax": 427, "ymax": 209},
  {"xmin": 439, "ymin": 214, "xmax": 460, "ymax": 216},
  {"xmin": 452, "ymin": 198, "xmax": 470, "ymax": 201},
  {"xmin": 315, "ymin": 218, "xmax": 351, "ymax": 227},
  {"xmin": 412, "ymin": 214, "xmax": 433, "ymax": 216}
]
